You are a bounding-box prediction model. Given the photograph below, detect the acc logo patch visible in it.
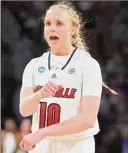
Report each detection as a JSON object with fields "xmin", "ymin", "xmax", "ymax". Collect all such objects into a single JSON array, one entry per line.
[
  {"xmin": 38, "ymin": 66, "xmax": 45, "ymax": 73},
  {"xmin": 68, "ymin": 68, "xmax": 75, "ymax": 74}
]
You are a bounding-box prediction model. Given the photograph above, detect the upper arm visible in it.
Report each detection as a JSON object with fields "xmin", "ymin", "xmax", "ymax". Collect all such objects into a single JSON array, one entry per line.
[
  {"xmin": 79, "ymin": 96, "xmax": 101, "ymax": 124},
  {"xmin": 20, "ymin": 87, "xmax": 34, "ymax": 102}
]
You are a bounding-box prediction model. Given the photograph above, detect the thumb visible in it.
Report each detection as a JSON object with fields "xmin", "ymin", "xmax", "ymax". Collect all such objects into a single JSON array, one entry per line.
[{"xmin": 58, "ymin": 85, "xmax": 63, "ymax": 90}]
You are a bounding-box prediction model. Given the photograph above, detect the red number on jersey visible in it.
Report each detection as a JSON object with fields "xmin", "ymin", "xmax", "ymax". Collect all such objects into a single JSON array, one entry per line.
[{"xmin": 39, "ymin": 102, "xmax": 61, "ymax": 128}]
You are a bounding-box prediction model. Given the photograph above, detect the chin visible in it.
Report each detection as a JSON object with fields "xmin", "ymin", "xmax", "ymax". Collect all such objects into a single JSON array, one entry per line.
[{"xmin": 50, "ymin": 43, "xmax": 60, "ymax": 49}]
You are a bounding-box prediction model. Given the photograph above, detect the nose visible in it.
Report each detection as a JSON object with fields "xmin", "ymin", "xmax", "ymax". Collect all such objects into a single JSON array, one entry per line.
[{"xmin": 49, "ymin": 24, "xmax": 56, "ymax": 32}]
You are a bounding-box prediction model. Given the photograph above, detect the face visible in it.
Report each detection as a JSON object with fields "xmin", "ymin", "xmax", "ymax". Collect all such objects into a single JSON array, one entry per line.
[
  {"xmin": 20, "ymin": 119, "xmax": 31, "ymax": 134},
  {"xmin": 44, "ymin": 7, "xmax": 74, "ymax": 49},
  {"xmin": 5, "ymin": 119, "xmax": 16, "ymax": 132}
]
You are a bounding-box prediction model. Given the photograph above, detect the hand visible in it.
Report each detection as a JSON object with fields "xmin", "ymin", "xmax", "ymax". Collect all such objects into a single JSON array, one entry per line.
[
  {"xmin": 19, "ymin": 131, "xmax": 42, "ymax": 151},
  {"xmin": 38, "ymin": 81, "xmax": 63, "ymax": 99}
]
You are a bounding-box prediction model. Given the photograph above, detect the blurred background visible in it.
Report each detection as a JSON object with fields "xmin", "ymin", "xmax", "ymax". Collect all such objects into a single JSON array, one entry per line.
[{"xmin": 1, "ymin": 1, "xmax": 128, "ymax": 153}]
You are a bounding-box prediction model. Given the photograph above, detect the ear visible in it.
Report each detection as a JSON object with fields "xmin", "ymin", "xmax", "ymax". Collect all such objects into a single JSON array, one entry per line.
[{"xmin": 70, "ymin": 26, "xmax": 76, "ymax": 37}]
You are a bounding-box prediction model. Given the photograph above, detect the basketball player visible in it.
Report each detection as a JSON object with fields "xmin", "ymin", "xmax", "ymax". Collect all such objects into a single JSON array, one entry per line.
[{"xmin": 19, "ymin": 2, "xmax": 116, "ymax": 153}]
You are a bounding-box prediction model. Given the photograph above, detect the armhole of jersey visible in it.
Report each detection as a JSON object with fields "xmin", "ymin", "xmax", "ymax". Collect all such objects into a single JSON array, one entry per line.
[
  {"xmin": 81, "ymin": 52, "xmax": 92, "ymax": 96},
  {"xmin": 32, "ymin": 58, "xmax": 38, "ymax": 87}
]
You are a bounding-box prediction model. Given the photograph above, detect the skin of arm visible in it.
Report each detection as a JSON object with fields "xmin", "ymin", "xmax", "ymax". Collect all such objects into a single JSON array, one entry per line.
[
  {"xmin": 20, "ymin": 55, "xmax": 102, "ymax": 151},
  {"xmin": 19, "ymin": 82, "xmax": 62, "ymax": 117},
  {"xmin": 20, "ymin": 95, "xmax": 101, "ymax": 151},
  {"xmin": 19, "ymin": 87, "xmax": 42, "ymax": 117},
  {"xmin": 38, "ymin": 95, "xmax": 101, "ymax": 137}
]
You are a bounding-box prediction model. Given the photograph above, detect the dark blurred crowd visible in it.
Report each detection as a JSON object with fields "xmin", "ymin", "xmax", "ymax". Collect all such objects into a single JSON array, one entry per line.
[{"xmin": 1, "ymin": 1, "xmax": 128, "ymax": 153}]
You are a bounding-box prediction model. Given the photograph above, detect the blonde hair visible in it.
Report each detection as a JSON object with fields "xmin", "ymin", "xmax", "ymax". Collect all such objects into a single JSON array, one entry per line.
[
  {"xmin": 42, "ymin": 1, "xmax": 86, "ymax": 49},
  {"xmin": 41, "ymin": 1, "xmax": 118, "ymax": 95}
]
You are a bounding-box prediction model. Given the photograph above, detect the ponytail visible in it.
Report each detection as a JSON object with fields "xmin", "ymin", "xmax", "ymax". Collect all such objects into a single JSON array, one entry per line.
[{"xmin": 103, "ymin": 82, "xmax": 118, "ymax": 95}]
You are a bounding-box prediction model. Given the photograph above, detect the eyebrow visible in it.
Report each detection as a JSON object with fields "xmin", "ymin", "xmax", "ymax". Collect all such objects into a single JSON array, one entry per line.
[{"xmin": 44, "ymin": 19, "xmax": 63, "ymax": 22}]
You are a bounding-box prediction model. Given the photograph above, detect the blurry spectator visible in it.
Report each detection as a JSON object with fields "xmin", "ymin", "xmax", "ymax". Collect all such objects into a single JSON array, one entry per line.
[
  {"xmin": 1, "ymin": 119, "xmax": 20, "ymax": 153},
  {"xmin": 33, "ymin": 1, "xmax": 48, "ymax": 16},
  {"xmin": 2, "ymin": 132, "xmax": 16, "ymax": 153},
  {"xmin": 1, "ymin": 7, "xmax": 21, "ymax": 45},
  {"xmin": 12, "ymin": 84, "xmax": 23, "ymax": 121},
  {"xmin": 20, "ymin": 118, "xmax": 31, "ymax": 137},
  {"xmin": 12, "ymin": 35, "xmax": 34, "ymax": 82},
  {"xmin": 122, "ymin": 127, "xmax": 128, "ymax": 153},
  {"xmin": 16, "ymin": 119, "xmax": 31, "ymax": 153},
  {"xmin": 77, "ymin": 1, "xmax": 93, "ymax": 12},
  {"xmin": 105, "ymin": 52, "xmax": 125, "ymax": 74},
  {"xmin": 102, "ymin": 125, "xmax": 122, "ymax": 153}
]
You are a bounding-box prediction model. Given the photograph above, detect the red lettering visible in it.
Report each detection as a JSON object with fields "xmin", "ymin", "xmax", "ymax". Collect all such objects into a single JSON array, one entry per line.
[
  {"xmin": 35, "ymin": 85, "xmax": 77, "ymax": 99},
  {"xmin": 39, "ymin": 102, "xmax": 47, "ymax": 128},
  {"xmin": 63, "ymin": 88, "xmax": 70, "ymax": 98},
  {"xmin": 69, "ymin": 88, "xmax": 77, "ymax": 98},
  {"xmin": 39, "ymin": 102, "xmax": 61, "ymax": 128},
  {"xmin": 47, "ymin": 103, "xmax": 60, "ymax": 126},
  {"xmin": 55, "ymin": 88, "xmax": 64, "ymax": 97}
]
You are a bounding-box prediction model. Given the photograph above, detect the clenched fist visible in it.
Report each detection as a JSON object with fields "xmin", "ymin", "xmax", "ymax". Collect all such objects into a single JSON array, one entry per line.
[{"xmin": 37, "ymin": 81, "xmax": 63, "ymax": 99}]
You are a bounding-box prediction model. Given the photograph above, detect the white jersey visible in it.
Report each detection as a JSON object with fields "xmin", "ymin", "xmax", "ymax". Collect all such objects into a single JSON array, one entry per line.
[{"xmin": 22, "ymin": 48, "xmax": 102, "ymax": 140}]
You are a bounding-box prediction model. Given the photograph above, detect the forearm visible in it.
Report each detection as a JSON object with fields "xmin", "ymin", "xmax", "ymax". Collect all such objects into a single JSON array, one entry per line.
[
  {"xmin": 39, "ymin": 114, "xmax": 93, "ymax": 138},
  {"xmin": 20, "ymin": 91, "xmax": 43, "ymax": 117},
  {"xmin": 19, "ymin": 81, "xmax": 59, "ymax": 117}
]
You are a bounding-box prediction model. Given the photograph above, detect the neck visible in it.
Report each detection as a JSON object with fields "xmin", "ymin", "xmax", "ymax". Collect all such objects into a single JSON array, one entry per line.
[{"xmin": 51, "ymin": 45, "xmax": 75, "ymax": 56}]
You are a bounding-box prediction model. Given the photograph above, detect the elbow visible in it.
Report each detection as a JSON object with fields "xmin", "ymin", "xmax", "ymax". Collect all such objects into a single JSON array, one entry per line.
[
  {"xmin": 19, "ymin": 104, "xmax": 30, "ymax": 117},
  {"xmin": 83, "ymin": 119, "xmax": 95, "ymax": 129},
  {"xmin": 20, "ymin": 108, "xmax": 29, "ymax": 117},
  {"xmin": 20, "ymin": 113, "xmax": 29, "ymax": 117},
  {"xmin": 86, "ymin": 121, "xmax": 94, "ymax": 129},
  {"xmin": 80, "ymin": 114, "xmax": 95, "ymax": 129}
]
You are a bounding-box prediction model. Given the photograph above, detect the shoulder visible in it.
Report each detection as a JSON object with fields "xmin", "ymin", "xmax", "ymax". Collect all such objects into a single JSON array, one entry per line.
[
  {"xmin": 26, "ymin": 57, "xmax": 39, "ymax": 68},
  {"xmin": 76, "ymin": 48, "xmax": 100, "ymax": 69},
  {"xmin": 39, "ymin": 51, "xmax": 49, "ymax": 59},
  {"xmin": 76, "ymin": 48, "xmax": 91, "ymax": 60},
  {"xmin": 84, "ymin": 57, "xmax": 101, "ymax": 73},
  {"xmin": 76, "ymin": 49, "xmax": 101, "ymax": 73},
  {"xmin": 27, "ymin": 51, "xmax": 49, "ymax": 66},
  {"xmin": 85, "ymin": 56, "xmax": 100, "ymax": 69},
  {"xmin": 34, "ymin": 51, "xmax": 49, "ymax": 63}
]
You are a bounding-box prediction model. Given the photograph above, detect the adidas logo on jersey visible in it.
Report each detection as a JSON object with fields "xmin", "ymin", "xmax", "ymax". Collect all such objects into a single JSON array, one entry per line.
[{"xmin": 51, "ymin": 73, "xmax": 57, "ymax": 79}]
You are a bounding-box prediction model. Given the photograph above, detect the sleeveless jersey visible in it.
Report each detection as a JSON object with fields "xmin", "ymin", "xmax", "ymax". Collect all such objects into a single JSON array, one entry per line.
[{"xmin": 22, "ymin": 48, "xmax": 102, "ymax": 140}]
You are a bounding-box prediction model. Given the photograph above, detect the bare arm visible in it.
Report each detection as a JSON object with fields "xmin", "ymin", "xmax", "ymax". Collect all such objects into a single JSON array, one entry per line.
[
  {"xmin": 20, "ymin": 96, "xmax": 101, "ymax": 151},
  {"xmin": 19, "ymin": 59, "xmax": 43, "ymax": 117},
  {"xmin": 20, "ymin": 82, "xmax": 62, "ymax": 117},
  {"xmin": 19, "ymin": 57, "xmax": 102, "ymax": 151},
  {"xmin": 38, "ymin": 96, "xmax": 101, "ymax": 138},
  {"xmin": 19, "ymin": 87, "xmax": 42, "ymax": 117}
]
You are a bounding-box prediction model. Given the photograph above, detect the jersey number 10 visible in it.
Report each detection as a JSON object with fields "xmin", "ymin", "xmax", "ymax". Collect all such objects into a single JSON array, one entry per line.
[{"xmin": 39, "ymin": 102, "xmax": 61, "ymax": 128}]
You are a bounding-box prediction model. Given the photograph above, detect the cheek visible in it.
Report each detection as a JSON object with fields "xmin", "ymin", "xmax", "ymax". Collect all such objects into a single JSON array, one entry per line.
[
  {"xmin": 44, "ymin": 27, "xmax": 49, "ymax": 40},
  {"xmin": 60, "ymin": 27, "xmax": 71, "ymax": 39}
]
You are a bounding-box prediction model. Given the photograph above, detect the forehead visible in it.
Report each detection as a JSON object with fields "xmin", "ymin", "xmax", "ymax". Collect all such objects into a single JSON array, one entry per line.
[{"xmin": 45, "ymin": 7, "xmax": 70, "ymax": 22}]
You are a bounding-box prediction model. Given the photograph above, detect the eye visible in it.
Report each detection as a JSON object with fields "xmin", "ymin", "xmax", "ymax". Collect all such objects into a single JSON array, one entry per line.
[
  {"xmin": 57, "ymin": 21, "xmax": 63, "ymax": 26},
  {"xmin": 45, "ymin": 21, "xmax": 51, "ymax": 26}
]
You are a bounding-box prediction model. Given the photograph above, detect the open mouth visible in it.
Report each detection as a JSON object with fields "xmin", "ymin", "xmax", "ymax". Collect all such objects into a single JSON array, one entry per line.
[{"xmin": 49, "ymin": 36, "xmax": 59, "ymax": 41}]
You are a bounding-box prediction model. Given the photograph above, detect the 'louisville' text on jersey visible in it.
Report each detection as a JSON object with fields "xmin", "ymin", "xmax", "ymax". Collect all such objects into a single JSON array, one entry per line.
[{"xmin": 34, "ymin": 85, "xmax": 77, "ymax": 99}]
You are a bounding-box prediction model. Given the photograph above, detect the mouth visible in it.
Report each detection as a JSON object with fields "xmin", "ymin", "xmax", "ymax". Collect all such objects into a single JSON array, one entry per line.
[{"xmin": 49, "ymin": 36, "xmax": 59, "ymax": 42}]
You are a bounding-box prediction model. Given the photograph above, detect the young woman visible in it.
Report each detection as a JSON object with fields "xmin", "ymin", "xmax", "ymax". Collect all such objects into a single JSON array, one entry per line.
[{"xmin": 19, "ymin": 2, "xmax": 113, "ymax": 153}]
